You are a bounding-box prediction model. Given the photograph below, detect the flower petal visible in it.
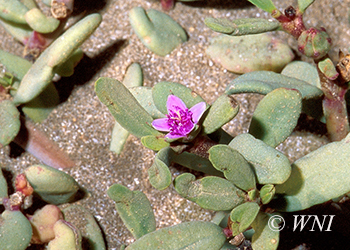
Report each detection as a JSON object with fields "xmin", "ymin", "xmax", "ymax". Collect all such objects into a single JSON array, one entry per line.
[
  {"xmin": 152, "ymin": 118, "xmax": 171, "ymax": 132},
  {"xmin": 166, "ymin": 132, "xmax": 185, "ymax": 139},
  {"xmin": 167, "ymin": 95, "xmax": 187, "ymax": 113},
  {"xmin": 189, "ymin": 102, "xmax": 206, "ymax": 123}
]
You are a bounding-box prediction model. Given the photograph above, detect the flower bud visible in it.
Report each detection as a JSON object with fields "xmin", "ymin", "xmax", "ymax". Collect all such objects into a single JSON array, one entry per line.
[{"xmin": 297, "ymin": 27, "xmax": 331, "ymax": 60}]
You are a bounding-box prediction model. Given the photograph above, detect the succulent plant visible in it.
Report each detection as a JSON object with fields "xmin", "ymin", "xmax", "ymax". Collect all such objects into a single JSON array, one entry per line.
[{"xmin": 2, "ymin": 0, "xmax": 350, "ymax": 249}]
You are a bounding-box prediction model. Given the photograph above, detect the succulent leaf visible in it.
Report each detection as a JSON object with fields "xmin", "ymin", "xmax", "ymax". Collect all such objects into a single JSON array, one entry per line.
[
  {"xmin": 247, "ymin": 0, "xmax": 277, "ymax": 13},
  {"xmin": 29, "ymin": 205, "xmax": 63, "ymax": 244},
  {"xmin": 148, "ymin": 147, "xmax": 173, "ymax": 190},
  {"xmin": 0, "ymin": 49, "xmax": 32, "ymax": 80},
  {"xmin": 0, "ymin": 0, "xmax": 28, "ymax": 24},
  {"xmin": 251, "ymin": 212, "xmax": 279, "ymax": 250},
  {"xmin": 298, "ymin": 0, "xmax": 315, "ymax": 13},
  {"xmin": 141, "ymin": 135, "xmax": 170, "ymax": 151},
  {"xmin": 226, "ymin": 70, "xmax": 323, "ymax": 99},
  {"xmin": 206, "ymin": 34, "xmax": 294, "ymax": 74},
  {"xmin": 129, "ymin": 7, "xmax": 187, "ymax": 56},
  {"xmin": 230, "ymin": 202, "xmax": 260, "ymax": 236},
  {"xmin": 209, "ymin": 145, "xmax": 256, "ymax": 191},
  {"xmin": 173, "ymin": 151, "xmax": 224, "ymax": 176},
  {"xmin": 0, "ymin": 100, "xmax": 21, "ymax": 147},
  {"xmin": 275, "ymin": 132, "xmax": 350, "ymax": 212},
  {"xmin": 0, "ymin": 210, "xmax": 32, "ymax": 250},
  {"xmin": 260, "ymin": 184, "xmax": 275, "ymax": 205},
  {"xmin": 107, "ymin": 184, "xmax": 156, "ymax": 239},
  {"xmin": 95, "ymin": 77, "xmax": 161, "ymax": 138},
  {"xmin": 249, "ymin": 88, "xmax": 302, "ymax": 147},
  {"xmin": 123, "ymin": 63, "xmax": 143, "ymax": 88},
  {"xmin": 229, "ymin": 133, "xmax": 291, "ymax": 184},
  {"xmin": 125, "ymin": 221, "xmax": 226, "ymax": 250},
  {"xmin": 24, "ymin": 164, "xmax": 80, "ymax": 204},
  {"xmin": 47, "ymin": 220, "xmax": 82, "ymax": 250},
  {"xmin": 25, "ymin": 8, "xmax": 60, "ymax": 33},
  {"xmin": 0, "ymin": 168, "xmax": 7, "ymax": 201},
  {"xmin": 129, "ymin": 87, "xmax": 165, "ymax": 119},
  {"xmin": 202, "ymin": 94, "xmax": 239, "ymax": 134},
  {"xmin": 204, "ymin": 18, "xmax": 280, "ymax": 36},
  {"xmin": 174, "ymin": 173, "xmax": 245, "ymax": 211},
  {"xmin": 62, "ymin": 205, "xmax": 106, "ymax": 250},
  {"xmin": 13, "ymin": 13, "xmax": 102, "ymax": 104},
  {"xmin": 21, "ymin": 82, "xmax": 60, "ymax": 123}
]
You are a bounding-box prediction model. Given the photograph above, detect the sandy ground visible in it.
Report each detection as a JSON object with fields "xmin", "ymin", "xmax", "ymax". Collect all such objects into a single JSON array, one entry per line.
[{"xmin": 0, "ymin": 0, "xmax": 349, "ymax": 249}]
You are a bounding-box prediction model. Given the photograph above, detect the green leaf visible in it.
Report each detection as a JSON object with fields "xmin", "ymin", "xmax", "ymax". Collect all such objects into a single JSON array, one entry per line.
[
  {"xmin": 0, "ymin": 49, "xmax": 31, "ymax": 80},
  {"xmin": 53, "ymin": 48, "xmax": 84, "ymax": 77},
  {"xmin": 22, "ymin": 82, "xmax": 60, "ymax": 123},
  {"xmin": 141, "ymin": 135, "xmax": 169, "ymax": 151},
  {"xmin": 109, "ymin": 63, "xmax": 144, "ymax": 154},
  {"xmin": 0, "ymin": 168, "xmax": 7, "ymax": 201},
  {"xmin": 107, "ymin": 184, "xmax": 156, "ymax": 239},
  {"xmin": 152, "ymin": 81, "xmax": 206, "ymax": 114},
  {"xmin": 281, "ymin": 61, "xmax": 321, "ymax": 88},
  {"xmin": 202, "ymin": 94, "xmax": 239, "ymax": 134},
  {"xmin": 209, "ymin": 145, "xmax": 256, "ymax": 191},
  {"xmin": 110, "ymin": 122, "xmax": 130, "ymax": 154},
  {"xmin": 318, "ymin": 58, "xmax": 339, "ymax": 80},
  {"xmin": 129, "ymin": 7, "xmax": 187, "ymax": 56},
  {"xmin": 249, "ymin": 88, "xmax": 302, "ymax": 147},
  {"xmin": 275, "ymin": 132, "xmax": 350, "ymax": 212},
  {"xmin": 95, "ymin": 77, "xmax": 161, "ymax": 138},
  {"xmin": 260, "ymin": 184, "xmax": 275, "ymax": 205},
  {"xmin": 0, "ymin": 100, "xmax": 20, "ymax": 147},
  {"xmin": 251, "ymin": 212, "xmax": 279, "ymax": 250},
  {"xmin": 62, "ymin": 205, "xmax": 106, "ymax": 250},
  {"xmin": 148, "ymin": 147, "xmax": 173, "ymax": 190},
  {"xmin": 298, "ymin": 0, "xmax": 315, "ymax": 13},
  {"xmin": 229, "ymin": 133, "xmax": 291, "ymax": 184},
  {"xmin": 125, "ymin": 221, "xmax": 226, "ymax": 250},
  {"xmin": 173, "ymin": 151, "xmax": 224, "ymax": 176},
  {"xmin": 281, "ymin": 61, "xmax": 324, "ymax": 121},
  {"xmin": 174, "ymin": 173, "xmax": 245, "ymax": 211},
  {"xmin": 13, "ymin": 13, "xmax": 102, "ymax": 104},
  {"xmin": 129, "ymin": 86, "xmax": 164, "ymax": 119},
  {"xmin": 226, "ymin": 71, "xmax": 323, "ymax": 99},
  {"xmin": 230, "ymin": 202, "xmax": 260, "ymax": 236},
  {"xmin": 204, "ymin": 18, "xmax": 280, "ymax": 36},
  {"xmin": 0, "ymin": 18, "xmax": 32, "ymax": 43},
  {"xmin": 0, "ymin": 0, "xmax": 28, "ymax": 24},
  {"xmin": 0, "ymin": 210, "xmax": 32, "ymax": 250},
  {"xmin": 123, "ymin": 63, "xmax": 143, "ymax": 88},
  {"xmin": 25, "ymin": 8, "xmax": 60, "ymax": 33},
  {"xmin": 47, "ymin": 220, "xmax": 82, "ymax": 250},
  {"xmin": 25, "ymin": 164, "xmax": 80, "ymax": 204},
  {"xmin": 207, "ymin": 34, "xmax": 293, "ymax": 74},
  {"xmin": 247, "ymin": 0, "xmax": 277, "ymax": 13}
]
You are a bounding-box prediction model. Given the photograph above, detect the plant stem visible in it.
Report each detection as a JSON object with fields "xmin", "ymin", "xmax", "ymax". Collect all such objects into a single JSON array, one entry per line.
[{"xmin": 317, "ymin": 67, "xmax": 350, "ymax": 141}]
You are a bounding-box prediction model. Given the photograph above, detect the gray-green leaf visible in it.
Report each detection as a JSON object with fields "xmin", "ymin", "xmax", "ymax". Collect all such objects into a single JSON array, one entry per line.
[
  {"xmin": 204, "ymin": 18, "xmax": 280, "ymax": 36},
  {"xmin": 174, "ymin": 173, "xmax": 245, "ymax": 211},
  {"xmin": 107, "ymin": 184, "xmax": 156, "ymax": 239},
  {"xmin": 226, "ymin": 71, "xmax": 323, "ymax": 99},
  {"xmin": 249, "ymin": 88, "xmax": 302, "ymax": 147}
]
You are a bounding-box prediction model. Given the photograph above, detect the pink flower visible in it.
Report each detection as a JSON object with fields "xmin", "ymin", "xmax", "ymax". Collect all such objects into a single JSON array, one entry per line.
[{"xmin": 152, "ymin": 95, "xmax": 206, "ymax": 139}]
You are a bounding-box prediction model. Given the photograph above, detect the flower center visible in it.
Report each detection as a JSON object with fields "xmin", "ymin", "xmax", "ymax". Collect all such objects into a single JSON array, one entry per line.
[{"xmin": 166, "ymin": 106, "xmax": 194, "ymax": 136}]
